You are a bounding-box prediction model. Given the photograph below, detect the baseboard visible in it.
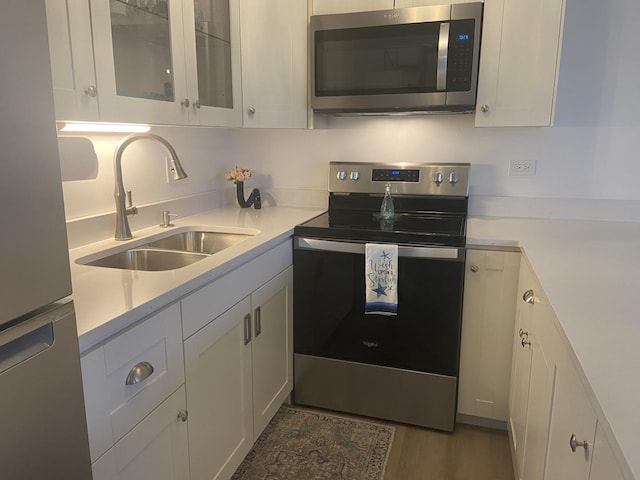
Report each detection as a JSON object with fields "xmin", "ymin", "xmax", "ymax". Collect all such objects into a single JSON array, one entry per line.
[{"xmin": 456, "ymin": 413, "xmax": 508, "ymax": 431}]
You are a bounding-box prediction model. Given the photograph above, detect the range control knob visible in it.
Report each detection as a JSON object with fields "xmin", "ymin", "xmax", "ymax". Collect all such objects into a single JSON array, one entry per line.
[
  {"xmin": 350, "ymin": 171, "xmax": 360, "ymax": 181},
  {"xmin": 449, "ymin": 172, "xmax": 460, "ymax": 184},
  {"xmin": 336, "ymin": 170, "xmax": 347, "ymax": 181},
  {"xmin": 433, "ymin": 171, "xmax": 444, "ymax": 186}
]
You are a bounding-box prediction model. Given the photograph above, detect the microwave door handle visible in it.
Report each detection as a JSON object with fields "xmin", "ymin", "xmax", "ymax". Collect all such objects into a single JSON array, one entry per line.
[{"xmin": 437, "ymin": 22, "xmax": 450, "ymax": 91}]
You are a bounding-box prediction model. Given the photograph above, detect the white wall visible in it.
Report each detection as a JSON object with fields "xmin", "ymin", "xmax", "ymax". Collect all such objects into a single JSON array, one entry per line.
[{"xmin": 60, "ymin": 0, "xmax": 640, "ymax": 230}]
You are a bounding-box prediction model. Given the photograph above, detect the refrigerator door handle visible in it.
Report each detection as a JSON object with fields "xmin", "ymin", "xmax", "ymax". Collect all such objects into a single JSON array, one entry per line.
[{"xmin": 0, "ymin": 321, "xmax": 54, "ymax": 374}]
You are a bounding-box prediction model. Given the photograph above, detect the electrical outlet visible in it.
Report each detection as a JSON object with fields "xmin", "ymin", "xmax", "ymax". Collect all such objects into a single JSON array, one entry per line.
[
  {"xmin": 509, "ymin": 159, "xmax": 537, "ymax": 176},
  {"xmin": 165, "ymin": 156, "xmax": 178, "ymax": 183}
]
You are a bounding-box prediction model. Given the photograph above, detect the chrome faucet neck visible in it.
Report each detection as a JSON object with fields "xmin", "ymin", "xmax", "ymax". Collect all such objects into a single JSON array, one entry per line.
[{"xmin": 113, "ymin": 133, "xmax": 187, "ymax": 240}]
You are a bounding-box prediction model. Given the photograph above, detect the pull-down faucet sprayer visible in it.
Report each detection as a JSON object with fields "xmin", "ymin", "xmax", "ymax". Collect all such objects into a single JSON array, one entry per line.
[{"xmin": 113, "ymin": 133, "xmax": 187, "ymax": 240}]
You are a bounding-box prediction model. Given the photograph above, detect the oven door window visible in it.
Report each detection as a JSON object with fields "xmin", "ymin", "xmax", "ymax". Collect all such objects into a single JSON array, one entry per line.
[{"xmin": 294, "ymin": 243, "xmax": 464, "ymax": 376}]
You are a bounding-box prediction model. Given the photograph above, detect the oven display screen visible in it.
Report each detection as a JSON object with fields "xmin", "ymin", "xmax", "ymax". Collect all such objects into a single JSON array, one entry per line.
[{"xmin": 372, "ymin": 168, "xmax": 420, "ymax": 182}]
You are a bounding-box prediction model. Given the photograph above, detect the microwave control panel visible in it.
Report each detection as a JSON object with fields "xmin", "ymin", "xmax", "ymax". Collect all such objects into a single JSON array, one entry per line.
[{"xmin": 447, "ymin": 19, "xmax": 476, "ymax": 92}]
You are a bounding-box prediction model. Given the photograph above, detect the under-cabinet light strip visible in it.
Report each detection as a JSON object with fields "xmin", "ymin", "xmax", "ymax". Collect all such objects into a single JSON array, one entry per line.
[{"xmin": 58, "ymin": 122, "xmax": 151, "ymax": 133}]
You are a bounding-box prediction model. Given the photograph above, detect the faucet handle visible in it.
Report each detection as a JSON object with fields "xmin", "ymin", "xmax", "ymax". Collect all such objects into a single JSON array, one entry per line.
[
  {"xmin": 160, "ymin": 210, "xmax": 178, "ymax": 228},
  {"xmin": 125, "ymin": 190, "xmax": 138, "ymax": 216}
]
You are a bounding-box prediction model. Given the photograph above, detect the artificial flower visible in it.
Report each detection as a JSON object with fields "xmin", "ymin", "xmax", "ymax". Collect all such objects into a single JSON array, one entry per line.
[{"xmin": 225, "ymin": 165, "xmax": 254, "ymax": 184}]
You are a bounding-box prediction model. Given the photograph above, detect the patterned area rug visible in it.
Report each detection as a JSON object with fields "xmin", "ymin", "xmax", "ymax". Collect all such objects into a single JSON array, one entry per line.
[{"xmin": 231, "ymin": 405, "xmax": 395, "ymax": 480}]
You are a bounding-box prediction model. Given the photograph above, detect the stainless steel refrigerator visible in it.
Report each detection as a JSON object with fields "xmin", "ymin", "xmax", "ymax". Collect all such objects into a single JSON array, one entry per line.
[{"xmin": 0, "ymin": 1, "xmax": 93, "ymax": 478}]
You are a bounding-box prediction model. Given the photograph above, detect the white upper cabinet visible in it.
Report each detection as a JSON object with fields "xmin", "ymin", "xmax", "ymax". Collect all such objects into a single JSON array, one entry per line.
[
  {"xmin": 240, "ymin": 0, "xmax": 307, "ymax": 128},
  {"xmin": 90, "ymin": 0, "xmax": 189, "ymax": 124},
  {"xmin": 396, "ymin": 0, "xmax": 479, "ymax": 6},
  {"xmin": 89, "ymin": 0, "xmax": 242, "ymax": 126},
  {"xmin": 311, "ymin": 0, "xmax": 392, "ymax": 15},
  {"xmin": 182, "ymin": 0, "xmax": 243, "ymax": 126},
  {"xmin": 475, "ymin": 0, "xmax": 566, "ymax": 126},
  {"xmin": 45, "ymin": 0, "xmax": 99, "ymax": 121}
]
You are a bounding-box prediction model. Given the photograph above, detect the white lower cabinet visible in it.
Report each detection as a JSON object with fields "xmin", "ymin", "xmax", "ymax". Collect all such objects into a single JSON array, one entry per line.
[
  {"xmin": 91, "ymin": 387, "xmax": 190, "ymax": 480},
  {"xmin": 508, "ymin": 256, "xmax": 632, "ymax": 480},
  {"xmin": 519, "ymin": 297, "xmax": 556, "ymax": 480},
  {"xmin": 508, "ymin": 257, "xmax": 557, "ymax": 480},
  {"xmin": 509, "ymin": 257, "xmax": 536, "ymax": 473},
  {"xmin": 545, "ymin": 344, "xmax": 597, "ymax": 480},
  {"xmin": 590, "ymin": 423, "xmax": 627, "ymax": 480},
  {"xmin": 249, "ymin": 268, "xmax": 294, "ymax": 436},
  {"xmin": 81, "ymin": 303, "xmax": 185, "ymax": 463},
  {"xmin": 184, "ymin": 297, "xmax": 254, "ymax": 480},
  {"xmin": 183, "ymin": 266, "xmax": 293, "ymax": 480},
  {"xmin": 458, "ymin": 249, "xmax": 520, "ymax": 424}
]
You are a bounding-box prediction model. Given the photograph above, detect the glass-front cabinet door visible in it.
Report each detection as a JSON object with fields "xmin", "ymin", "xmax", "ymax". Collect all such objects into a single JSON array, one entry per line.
[
  {"xmin": 91, "ymin": 0, "xmax": 189, "ymax": 124},
  {"xmin": 182, "ymin": 0, "xmax": 242, "ymax": 126},
  {"xmin": 90, "ymin": 0, "xmax": 241, "ymax": 126}
]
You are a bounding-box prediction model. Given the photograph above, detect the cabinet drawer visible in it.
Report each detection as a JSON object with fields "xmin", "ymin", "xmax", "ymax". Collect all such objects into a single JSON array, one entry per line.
[
  {"xmin": 81, "ymin": 303, "xmax": 184, "ymax": 462},
  {"xmin": 182, "ymin": 239, "xmax": 292, "ymax": 339}
]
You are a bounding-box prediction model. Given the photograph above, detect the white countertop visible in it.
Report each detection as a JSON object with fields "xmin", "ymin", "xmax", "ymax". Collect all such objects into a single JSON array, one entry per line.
[
  {"xmin": 69, "ymin": 207, "xmax": 638, "ymax": 478},
  {"xmin": 467, "ymin": 217, "xmax": 640, "ymax": 479},
  {"xmin": 69, "ymin": 205, "xmax": 324, "ymax": 353}
]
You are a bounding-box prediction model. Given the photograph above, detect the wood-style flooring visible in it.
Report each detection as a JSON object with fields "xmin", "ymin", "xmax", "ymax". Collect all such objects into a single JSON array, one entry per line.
[{"xmin": 384, "ymin": 422, "xmax": 514, "ymax": 480}]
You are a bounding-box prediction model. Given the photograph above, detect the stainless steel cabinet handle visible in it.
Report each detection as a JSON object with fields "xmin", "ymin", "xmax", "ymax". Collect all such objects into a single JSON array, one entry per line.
[
  {"xmin": 569, "ymin": 434, "xmax": 588, "ymax": 452},
  {"xmin": 125, "ymin": 361, "xmax": 154, "ymax": 385},
  {"xmin": 84, "ymin": 85, "xmax": 98, "ymax": 97},
  {"xmin": 470, "ymin": 264, "xmax": 479, "ymax": 273},
  {"xmin": 248, "ymin": 106, "xmax": 256, "ymax": 115},
  {"xmin": 177, "ymin": 410, "xmax": 189, "ymax": 422},
  {"xmin": 519, "ymin": 328, "xmax": 529, "ymax": 338},
  {"xmin": 480, "ymin": 104, "xmax": 489, "ymax": 113},
  {"xmin": 254, "ymin": 306, "xmax": 261, "ymax": 337},
  {"xmin": 243, "ymin": 313, "xmax": 252, "ymax": 345},
  {"xmin": 181, "ymin": 98, "xmax": 190, "ymax": 108},
  {"xmin": 521, "ymin": 337, "xmax": 531, "ymax": 348},
  {"xmin": 193, "ymin": 100, "xmax": 201, "ymax": 109},
  {"xmin": 522, "ymin": 289, "xmax": 536, "ymax": 304}
]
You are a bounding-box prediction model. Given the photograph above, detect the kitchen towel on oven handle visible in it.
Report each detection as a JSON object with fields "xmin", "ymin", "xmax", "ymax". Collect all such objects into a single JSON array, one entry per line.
[{"xmin": 365, "ymin": 243, "xmax": 398, "ymax": 315}]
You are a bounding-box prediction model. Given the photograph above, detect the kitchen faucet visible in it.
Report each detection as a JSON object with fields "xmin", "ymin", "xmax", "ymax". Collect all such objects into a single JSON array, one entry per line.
[{"xmin": 113, "ymin": 133, "xmax": 187, "ymax": 240}]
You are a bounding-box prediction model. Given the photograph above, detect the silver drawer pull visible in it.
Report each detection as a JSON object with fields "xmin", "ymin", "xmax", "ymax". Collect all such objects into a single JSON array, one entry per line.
[
  {"xmin": 569, "ymin": 434, "xmax": 589, "ymax": 453},
  {"xmin": 125, "ymin": 361, "xmax": 154, "ymax": 385},
  {"xmin": 177, "ymin": 410, "xmax": 189, "ymax": 422},
  {"xmin": 522, "ymin": 289, "xmax": 536, "ymax": 304}
]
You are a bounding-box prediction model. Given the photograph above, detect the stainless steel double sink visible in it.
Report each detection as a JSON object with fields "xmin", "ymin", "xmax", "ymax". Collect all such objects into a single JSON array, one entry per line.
[{"xmin": 78, "ymin": 230, "xmax": 254, "ymax": 271}]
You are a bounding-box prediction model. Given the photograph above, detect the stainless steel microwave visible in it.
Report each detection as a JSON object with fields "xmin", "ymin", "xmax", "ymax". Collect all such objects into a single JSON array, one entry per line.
[{"xmin": 310, "ymin": 3, "xmax": 483, "ymax": 114}]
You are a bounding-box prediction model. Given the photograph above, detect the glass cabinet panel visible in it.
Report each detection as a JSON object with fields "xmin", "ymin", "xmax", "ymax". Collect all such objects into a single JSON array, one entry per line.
[
  {"xmin": 192, "ymin": 0, "xmax": 233, "ymax": 109},
  {"xmin": 109, "ymin": 0, "xmax": 175, "ymax": 102}
]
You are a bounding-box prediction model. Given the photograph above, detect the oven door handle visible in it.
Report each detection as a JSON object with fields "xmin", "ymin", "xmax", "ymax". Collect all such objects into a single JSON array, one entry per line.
[{"xmin": 295, "ymin": 237, "xmax": 463, "ymax": 261}]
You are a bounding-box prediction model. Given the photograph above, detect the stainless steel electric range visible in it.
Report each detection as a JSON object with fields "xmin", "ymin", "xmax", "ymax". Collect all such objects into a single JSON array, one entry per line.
[{"xmin": 293, "ymin": 162, "xmax": 470, "ymax": 431}]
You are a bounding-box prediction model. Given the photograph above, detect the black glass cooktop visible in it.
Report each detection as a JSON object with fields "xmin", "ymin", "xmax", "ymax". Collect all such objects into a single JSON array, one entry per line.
[
  {"xmin": 295, "ymin": 211, "xmax": 467, "ymax": 246},
  {"xmin": 296, "ymin": 193, "xmax": 468, "ymax": 246}
]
